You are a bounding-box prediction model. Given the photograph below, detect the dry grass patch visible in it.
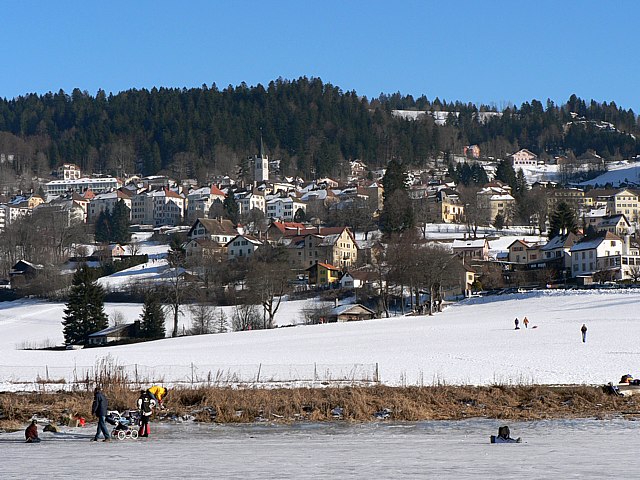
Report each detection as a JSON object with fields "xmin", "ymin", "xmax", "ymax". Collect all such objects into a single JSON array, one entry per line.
[{"xmin": 1, "ymin": 385, "xmax": 637, "ymax": 431}]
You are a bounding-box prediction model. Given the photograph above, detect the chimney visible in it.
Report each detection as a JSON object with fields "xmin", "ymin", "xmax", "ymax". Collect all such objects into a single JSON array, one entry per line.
[
  {"xmin": 297, "ymin": 226, "xmax": 301, "ymax": 235},
  {"xmin": 317, "ymin": 225, "xmax": 321, "ymax": 234}
]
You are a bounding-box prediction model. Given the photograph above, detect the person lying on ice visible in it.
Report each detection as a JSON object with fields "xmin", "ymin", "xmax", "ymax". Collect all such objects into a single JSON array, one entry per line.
[
  {"xmin": 491, "ymin": 425, "xmax": 521, "ymax": 443},
  {"xmin": 146, "ymin": 385, "xmax": 168, "ymax": 410}
]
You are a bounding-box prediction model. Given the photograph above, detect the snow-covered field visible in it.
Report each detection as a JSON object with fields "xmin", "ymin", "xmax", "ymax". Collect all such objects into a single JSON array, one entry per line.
[
  {"xmin": 2, "ymin": 289, "xmax": 640, "ymax": 389},
  {"xmin": 2, "ymin": 419, "xmax": 639, "ymax": 478},
  {"xmin": 579, "ymin": 161, "xmax": 640, "ymax": 187}
]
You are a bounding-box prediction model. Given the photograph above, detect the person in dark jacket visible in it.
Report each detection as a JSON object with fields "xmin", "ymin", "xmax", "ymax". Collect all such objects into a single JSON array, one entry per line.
[
  {"xmin": 514, "ymin": 318, "xmax": 520, "ymax": 330},
  {"xmin": 581, "ymin": 324, "xmax": 588, "ymax": 343},
  {"xmin": 91, "ymin": 386, "xmax": 110, "ymax": 441},
  {"xmin": 25, "ymin": 419, "xmax": 40, "ymax": 443},
  {"xmin": 137, "ymin": 389, "xmax": 156, "ymax": 437}
]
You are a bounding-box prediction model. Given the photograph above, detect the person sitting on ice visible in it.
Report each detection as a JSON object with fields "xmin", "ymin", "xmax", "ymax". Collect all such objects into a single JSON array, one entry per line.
[
  {"xmin": 491, "ymin": 425, "xmax": 521, "ymax": 443},
  {"xmin": 25, "ymin": 419, "xmax": 40, "ymax": 443},
  {"xmin": 146, "ymin": 385, "xmax": 168, "ymax": 410}
]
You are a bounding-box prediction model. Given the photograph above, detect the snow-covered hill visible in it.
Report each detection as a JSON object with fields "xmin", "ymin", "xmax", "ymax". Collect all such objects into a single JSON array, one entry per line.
[
  {"xmin": 579, "ymin": 161, "xmax": 640, "ymax": 187},
  {"xmin": 1, "ymin": 289, "xmax": 640, "ymax": 390}
]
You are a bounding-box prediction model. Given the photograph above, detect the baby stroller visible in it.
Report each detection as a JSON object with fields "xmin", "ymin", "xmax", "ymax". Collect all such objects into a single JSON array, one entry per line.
[{"xmin": 106, "ymin": 410, "xmax": 139, "ymax": 440}]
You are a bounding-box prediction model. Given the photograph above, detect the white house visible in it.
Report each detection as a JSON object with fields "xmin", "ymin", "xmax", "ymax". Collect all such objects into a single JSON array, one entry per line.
[
  {"xmin": 570, "ymin": 232, "xmax": 622, "ymax": 277},
  {"xmin": 186, "ymin": 185, "xmax": 225, "ymax": 220},
  {"xmin": 511, "ymin": 149, "xmax": 538, "ymax": 167},
  {"xmin": 130, "ymin": 188, "xmax": 185, "ymax": 226},
  {"xmin": 235, "ymin": 190, "xmax": 266, "ymax": 215},
  {"xmin": 88, "ymin": 190, "xmax": 133, "ymax": 222},
  {"xmin": 187, "ymin": 217, "xmax": 238, "ymax": 245},
  {"xmin": 266, "ymin": 197, "xmax": 306, "ymax": 221},
  {"xmin": 226, "ymin": 234, "xmax": 263, "ymax": 260}
]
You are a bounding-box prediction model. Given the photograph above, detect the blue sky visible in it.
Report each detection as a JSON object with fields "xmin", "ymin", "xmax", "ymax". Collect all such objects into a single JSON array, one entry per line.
[{"xmin": 1, "ymin": 1, "xmax": 639, "ymax": 112}]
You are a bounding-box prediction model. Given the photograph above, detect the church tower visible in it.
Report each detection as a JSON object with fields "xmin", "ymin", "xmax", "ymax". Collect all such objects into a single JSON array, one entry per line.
[{"xmin": 254, "ymin": 136, "xmax": 269, "ymax": 183}]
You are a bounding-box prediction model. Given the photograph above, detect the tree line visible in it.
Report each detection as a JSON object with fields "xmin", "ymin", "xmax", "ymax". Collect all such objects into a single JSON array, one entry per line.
[{"xmin": 0, "ymin": 79, "xmax": 637, "ymax": 191}]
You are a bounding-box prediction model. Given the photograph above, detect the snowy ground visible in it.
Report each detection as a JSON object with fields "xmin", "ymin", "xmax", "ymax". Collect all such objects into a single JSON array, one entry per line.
[
  {"xmin": 579, "ymin": 161, "xmax": 640, "ymax": 187},
  {"xmin": 1, "ymin": 419, "xmax": 639, "ymax": 478},
  {"xmin": 2, "ymin": 290, "xmax": 640, "ymax": 389}
]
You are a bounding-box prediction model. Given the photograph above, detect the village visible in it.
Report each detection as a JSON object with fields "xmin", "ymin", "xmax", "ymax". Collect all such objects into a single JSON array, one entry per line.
[{"xmin": 1, "ymin": 137, "xmax": 640, "ymax": 343}]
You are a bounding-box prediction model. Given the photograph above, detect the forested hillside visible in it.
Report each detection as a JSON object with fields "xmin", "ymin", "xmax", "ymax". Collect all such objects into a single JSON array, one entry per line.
[{"xmin": 0, "ymin": 77, "xmax": 638, "ymax": 187}]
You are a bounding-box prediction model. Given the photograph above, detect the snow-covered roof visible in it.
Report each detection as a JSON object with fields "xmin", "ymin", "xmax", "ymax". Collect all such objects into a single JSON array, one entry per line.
[
  {"xmin": 452, "ymin": 239, "xmax": 488, "ymax": 249},
  {"xmin": 541, "ymin": 232, "xmax": 579, "ymax": 251},
  {"xmin": 570, "ymin": 232, "xmax": 621, "ymax": 252}
]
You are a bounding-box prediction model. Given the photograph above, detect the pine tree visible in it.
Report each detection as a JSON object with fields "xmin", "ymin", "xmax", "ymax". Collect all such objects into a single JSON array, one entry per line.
[
  {"xmin": 94, "ymin": 208, "xmax": 111, "ymax": 243},
  {"xmin": 62, "ymin": 265, "xmax": 108, "ymax": 345},
  {"xmin": 549, "ymin": 201, "xmax": 578, "ymax": 238},
  {"xmin": 111, "ymin": 199, "xmax": 131, "ymax": 244},
  {"xmin": 223, "ymin": 193, "xmax": 240, "ymax": 224},
  {"xmin": 380, "ymin": 158, "xmax": 414, "ymax": 234},
  {"xmin": 140, "ymin": 292, "xmax": 165, "ymax": 339},
  {"xmin": 495, "ymin": 159, "xmax": 517, "ymax": 190}
]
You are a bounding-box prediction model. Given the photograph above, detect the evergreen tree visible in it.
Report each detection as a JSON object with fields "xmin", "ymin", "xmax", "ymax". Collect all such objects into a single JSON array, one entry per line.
[
  {"xmin": 495, "ymin": 159, "xmax": 517, "ymax": 190},
  {"xmin": 94, "ymin": 209, "xmax": 111, "ymax": 243},
  {"xmin": 111, "ymin": 199, "xmax": 131, "ymax": 244},
  {"xmin": 380, "ymin": 158, "xmax": 414, "ymax": 234},
  {"xmin": 548, "ymin": 201, "xmax": 578, "ymax": 238},
  {"xmin": 382, "ymin": 158, "xmax": 408, "ymax": 199},
  {"xmin": 514, "ymin": 168, "xmax": 528, "ymax": 198},
  {"xmin": 223, "ymin": 193, "xmax": 240, "ymax": 224},
  {"xmin": 140, "ymin": 292, "xmax": 165, "ymax": 339},
  {"xmin": 62, "ymin": 265, "xmax": 108, "ymax": 345}
]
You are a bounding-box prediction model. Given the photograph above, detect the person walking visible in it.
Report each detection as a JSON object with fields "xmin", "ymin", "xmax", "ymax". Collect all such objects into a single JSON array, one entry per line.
[
  {"xmin": 523, "ymin": 317, "xmax": 529, "ymax": 329},
  {"xmin": 137, "ymin": 389, "xmax": 156, "ymax": 437},
  {"xmin": 25, "ymin": 419, "xmax": 40, "ymax": 443},
  {"xmin": 91, "ymin": 386, "xmax": 110, "ymax": 442},
  {"xmin": 514, "ymin": 318, "xmax": 520, "ymax": 330},
  {"xmin": 581, "ymin": 323, "xmax": 588, "ymax": 343}
]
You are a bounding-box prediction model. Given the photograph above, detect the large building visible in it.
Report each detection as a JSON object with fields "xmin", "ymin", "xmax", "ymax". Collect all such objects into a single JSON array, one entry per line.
[{"xmin": 45, "ymin": 177, "xmax": 119, "ymax": 196}]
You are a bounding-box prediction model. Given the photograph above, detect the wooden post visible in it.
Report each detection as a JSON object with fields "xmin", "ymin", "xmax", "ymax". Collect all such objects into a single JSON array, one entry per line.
[
  {"xmin": 256, "ymin": 363, "xmax": 262, "ymax": 383},
  {"xmin": 375, "ymin": 363, "xmax": 379, "ymax": 383}
]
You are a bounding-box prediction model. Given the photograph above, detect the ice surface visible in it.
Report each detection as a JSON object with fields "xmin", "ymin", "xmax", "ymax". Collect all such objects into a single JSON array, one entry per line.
[{"xmin": 1, "ymin": 419, "xmax": 639, "ymax": 478}]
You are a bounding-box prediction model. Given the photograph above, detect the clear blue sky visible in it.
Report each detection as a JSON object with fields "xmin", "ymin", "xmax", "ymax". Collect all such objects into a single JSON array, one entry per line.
[{"xmin": 1, "ymin": 0, "xmax": 639, "ymax": 112}]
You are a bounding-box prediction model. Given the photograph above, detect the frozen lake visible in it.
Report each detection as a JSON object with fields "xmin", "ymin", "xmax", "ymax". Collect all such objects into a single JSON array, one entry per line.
[{"xmin": 2, "ymin": 419, "xmax": 640, "ymax": 478}]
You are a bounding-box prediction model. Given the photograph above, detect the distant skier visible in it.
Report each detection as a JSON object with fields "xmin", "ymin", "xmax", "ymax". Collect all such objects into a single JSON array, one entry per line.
[
  {"xmin": 514, "ymin": 318, "xmax": 520, "ymax": 330},
  {"xmin": 581, "ymin": 324, "xmax": 588, "ymax": 343},
  {"xmin": 138, "ymin": 389, "xmax": 156, "ymax": 438},
  {"xmin": 25, "ymin": 419, "xmax": 40, "ymax": 443},
  {"xmin": 523, "ymin": 317, "xmax": 529, "ymax": 329}
]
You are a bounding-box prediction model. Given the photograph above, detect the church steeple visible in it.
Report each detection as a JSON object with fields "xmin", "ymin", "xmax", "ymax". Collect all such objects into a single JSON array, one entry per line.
[
  {"xmin": 260, "ymin": 134, "xmax": 266, "ymax": 159},
  {"xmin": 254, "ymin": 132, "xmax": 269, "ymax": 183}
]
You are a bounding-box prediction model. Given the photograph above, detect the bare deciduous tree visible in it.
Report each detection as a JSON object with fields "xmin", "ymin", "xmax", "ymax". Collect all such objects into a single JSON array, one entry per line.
[
  {"xmin": 231, "ymin": 303, "xmax": 262, "ymax": 331},
  {"xmin": 188, "ymin": 303, "xmax": 216, "ymax": 335}
]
